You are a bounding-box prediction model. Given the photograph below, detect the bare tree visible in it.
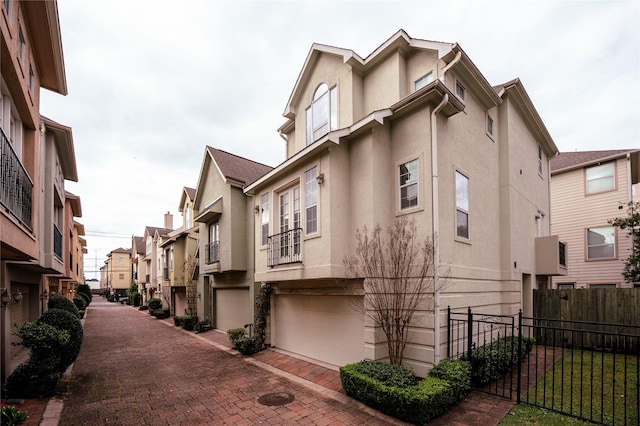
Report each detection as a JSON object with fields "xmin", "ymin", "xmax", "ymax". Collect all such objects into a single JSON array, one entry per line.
[{"xmin": 343, "ymin": 217, "xmax": 438, "ymax": 365}]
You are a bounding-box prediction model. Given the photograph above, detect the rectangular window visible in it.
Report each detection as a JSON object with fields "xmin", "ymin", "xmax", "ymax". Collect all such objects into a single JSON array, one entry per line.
[
  {"xmin": 18, "ymin": 26, "xmax": 25, "ymax": 62},
  {"xmin": 557, "ymin": 283, "xmax": 575, "ymax": 289},
  {"xmin": 28, "ymin": 64, "xmax": 34, "ymax": 92},
  {"xmin": 399, "ymin": 160, "xmax": 418, "ymax": 209},
  {"xmin": 304, "ymin": 167, "xmax": 318, "ymax": 234},
  {"xmin": 456, "ymin": 171, "xmax": 469, "ymax": 239},
  {"xmin": 586, "ymin": 162, "xmax": 615, "ymax": 194},
  {"xmin": 538, "ymin": 145, "xmax": 543, "ymax": 175},
  {"xmin": 293, "ymin": 187, "xmax": 300, "ymax": 254},
  {"xmin": 119, "ymin": 273, "xmax": 124, "ymax": 280},
  {"xmin": 414, "ymin": 71, "xmax": 433, "ymax": 91},
  {"xmin": 260, "ymin": 193, "xmax": 269, "ymax": 246},
  {"xmin": 586, "ymin": 226, "xmax": 615, "ymax": 260},
  {"xmin": 487, "ymin": 114, "xmax": 494, "ymax": 136},
  {"xmin": 455, "ymin": 80, "xmax": 465, "ymax": 100},
  {"xmin": 589, "ymin": 283, "xmax": 616, "ymax": 289}
]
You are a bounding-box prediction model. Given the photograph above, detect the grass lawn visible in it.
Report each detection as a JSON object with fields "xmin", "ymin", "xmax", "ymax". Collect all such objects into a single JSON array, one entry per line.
[
  {"xmin": 513, "ymin": 349, "xmax": 639, "ymax": 425},
  {"xmin": 499, "ymin": 404, "xmax": 592, "ymax": 425}
]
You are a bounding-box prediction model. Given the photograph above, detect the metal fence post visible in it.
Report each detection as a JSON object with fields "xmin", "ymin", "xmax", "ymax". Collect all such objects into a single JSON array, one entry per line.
[
  {"xmin": 447, "ymin": 306, "xmax": 451, "ymax": 359},
  {"xmin": 467, "ymin": 307, "xmax": 473, "ymax": 358},
  {"xmin": 517, "ymin": 309, "xmax": 523, "ymax": 403}
]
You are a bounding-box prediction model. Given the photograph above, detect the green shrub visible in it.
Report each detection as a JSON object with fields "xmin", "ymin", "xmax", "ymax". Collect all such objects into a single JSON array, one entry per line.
[
  {"xmin": 148, "ymin": 298, "xmax": 162, "ymax": 311},
  {"xmin": 1, "ymin": 405, "xmax": 28, "ymax": 425},
  {"xmin": 77, "ymin": 291, "xmax": 91, "ymax": 307},
  {"xmin": 78, "ymin": 310, "xmax": 85, "ymax": 319},
  {"xmin": 227, "ymin": 328, "xmax": 245, "ymax": 342},
  {"xmin": 13, "ymin": 322, "xmax": 70, "ymax": 366},
  {"xmin": 340, "ymin": 361, "xmax": 462, "ymax": 424},
  {"xmin": 427, "ymin": 359, "xmax": 471, "ymax": 399},
  {"xmin": 182, "ymin": 315, "xmax": 198, "ymax": 331},
  {"xmin": 174, "ymin": 315, "xmax": 185, "ymax": 326},
  {"xmin": 138, "ymin": 305, "xmax": 149, "ymax": 311},
  {"xmin": 38, "ymin": 309, "xmax": 83, "ymax": 372},
  {"xmin": 154, "ymin": 308, "xmax": 170, "ymax": 319},
  {"xmin": 194, "ymin": 319, "xmax": 212, "ymax": 333},
  {"xmin": 131, "ymin": 292, "xmax": 141, "ymax": 307},
  {"xmin": 353, "ymin": 360, "xmax": 418, "ymax": 388},
  {"xmin": 227, "ymin": 328, "xmax": 258, "ymax": 355},
  {"xmin": 73, "ymin": 296, "xmax": 87, "ymax": 310},
  {"xmin": 48, "ymin": 295, "xmax": 80, "ymax": 318},
  {"xmin": 4, "ymin": 363, "xmax": 62, "ymax": 398},
  {"xmin": 76, "ymin": 284, "xmax": 93, "ymax": 305},
  {"xmin": 462, "ymin": 336, "xmax": 535, "ymax": 386}
]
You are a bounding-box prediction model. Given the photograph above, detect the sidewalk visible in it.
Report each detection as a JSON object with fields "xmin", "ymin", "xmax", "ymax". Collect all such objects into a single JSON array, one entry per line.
[{"xmin": 2, "ymin": 299, "xmax": 540, "ymax": 425}]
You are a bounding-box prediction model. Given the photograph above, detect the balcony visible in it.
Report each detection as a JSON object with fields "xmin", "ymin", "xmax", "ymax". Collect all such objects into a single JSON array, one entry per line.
[
  {"xmin": 268, "ymin": 228, "xmax": 302, "ymax": 267},
  {"xmin": 53, "ymin": 225, "xmax": 63, "ymax": 260},
  {"xmin": 1, "ymin": 128, "xmax": 33, "ymax": 230},
  {"xmin": 535, "ymin": 235, "xmax": 568, "ymax": 276},
  {"xmin": 205, "ymin": 241, "xmax": 219, "ymax": 264}
]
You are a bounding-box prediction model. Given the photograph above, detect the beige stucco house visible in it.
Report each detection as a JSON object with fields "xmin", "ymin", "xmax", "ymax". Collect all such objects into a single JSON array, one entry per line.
[
  {"xmin": 1, "ymin": 0, "xmax": 82, "ymax": 383},
  {"xmin": 106, "ymin": 247, "xmax": 132, "ymax": 296},
  {"xmin": 160, "ymin": 187, "xmax": 198, "ymax": 316},
  {"xmin": 244, "ymin": 30, "xmax": 565, "ymax": 376},
  {"xmin": 192, "ymin": 146, "xmax": 272, "ymax": 331},
  {"xmin": 551, "ymin": 149, "xmax": 640, "ymax": 289},
  {"xmin": 131, "ymin": 235, "xmax": 146, "ymax": 304},
  {"xmin": 141, "ymin": 213, "xmax": 173, "ymax": 304}
]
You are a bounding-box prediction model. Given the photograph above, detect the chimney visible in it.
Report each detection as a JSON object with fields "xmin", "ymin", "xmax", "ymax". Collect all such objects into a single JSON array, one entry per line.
[{"xmin": 164, "ymin": 211, "xmax": 173, "ymax": 230}]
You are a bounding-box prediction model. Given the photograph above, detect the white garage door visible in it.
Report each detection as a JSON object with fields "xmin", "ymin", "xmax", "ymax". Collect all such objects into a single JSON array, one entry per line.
[
  {"xmin": 215, "ymin": 288, "xmax": 251, "ymax": 332},
  {"xmin": 274, "ymin": 294, "xmax": 364, "ymax": 367}
]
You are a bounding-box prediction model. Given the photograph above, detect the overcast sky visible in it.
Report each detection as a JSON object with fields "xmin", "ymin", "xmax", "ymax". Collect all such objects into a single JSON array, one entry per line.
[{"xmin": 40, "ymin": 0, "xmax": 640, "ymax": 279}]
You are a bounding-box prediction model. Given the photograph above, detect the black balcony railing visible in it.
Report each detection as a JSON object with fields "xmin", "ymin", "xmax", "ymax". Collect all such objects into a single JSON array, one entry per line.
[
  {"xmin": 53, "ymin": 225, "xmax": 63, "ymax": 259},
  {"xmin": 558, "ymin": 241, "xmax": 566, "ymax": 267},
  {"xmin": 1, "ymin": 128, "xmax": 33, "ymax": 230},
  {"xmin": 205, "ymin": 241, "xmax": 219, "ymax": 264},
  {"xmin": 268, "ymin": 228, "xmax": 302, "ymax": 267}
]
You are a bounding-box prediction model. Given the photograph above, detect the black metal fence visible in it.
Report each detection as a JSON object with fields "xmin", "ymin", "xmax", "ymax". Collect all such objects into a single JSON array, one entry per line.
[
  {"xmin": 447, "ymin": 307, "xmax": 640, "ymax": 425},
  {"xmin": 267, "ymin": 228, "xmax": 302, "ymax": 267}
]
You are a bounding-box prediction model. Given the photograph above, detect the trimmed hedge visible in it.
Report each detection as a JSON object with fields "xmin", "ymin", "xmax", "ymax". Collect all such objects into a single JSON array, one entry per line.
[
  {"xmin": 352, "ymin": 359, "xmax": 417, "ymax": 388},
  {"xmin": 4, "ymin": 363, "xmax": 62, "ymax": 398},
  {"xmin": 227, "ymin": 328, "xmax": 258, "ymax": 355},
  {"xmin": 76, "ymin": 284, "xmax": 93, "ymax": 305},
  {"xmin": 38, "ymin": 308, "xmax": 84, "ymax": 372},
  {"xmin": 462, "ymin": 336, "xmax": 535, "ymax": 386},
  {"xmin": 340, "ymin": 360, "xmax": 469, "ymax": 424},
  {"xmin": 73, "ymin": 296, "xmax": 87, "ymax": 310},
  {"xmin": 148, "ymin": 298, "xmax": 162, "ymax": 311},
  {"xmin": 48, "ymin": 295, "xmax": 80, "ymax": 318}
]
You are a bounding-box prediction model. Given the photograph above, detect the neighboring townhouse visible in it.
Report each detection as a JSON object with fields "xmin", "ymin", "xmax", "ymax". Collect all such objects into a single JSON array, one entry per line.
[
  {"xmin": 141, "ymin": 212, "xmax": 173, "ymax": 305},
  {"xmin": 1, "ymin": 0, "xmax": 74, "ymax": 382},
  {"xmin": 160, "ymin": 187, "xmax": 198, "ymax": 316},
  {"xmin": 131, "ymin": 235, "xmax": 146, "ymax": 304},
  {"xmin": 244, "ymin": 30, "xmax": 565, "ymax": 375},
  {"xmin": 193, "ymin": 147, "xmax": 272, "ymax": 332},
  {"xmin": 106, "ymin": 247, "xmax": 132, "ymax": 298},
  {"xmin": 551, "ymin": 149, "xmax": 640, "ymax": 289}
]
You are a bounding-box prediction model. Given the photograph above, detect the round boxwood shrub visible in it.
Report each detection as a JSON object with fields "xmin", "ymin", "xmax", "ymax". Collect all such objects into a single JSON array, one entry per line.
[
  {"xmin": 77, "ymin": 291, "xmax": 91, "ymax": 307},
  {"xmin": 73, "ymin": 296, "xmax": 87, "ymax": 310},
  {"xmin": 37, "ymin": 308, "xmax": 83, "ymax": 372},
  {"xmin": 148, "ymin": 298, "xmax": 162, "ymax": 311},
  {"xmin": 76, "ymin": 284, "xmax": 93, "ymax": 305},
  {"xmin": 4, "ymin": 363, "xmax": 62, "ymax": 398},
  {"xmin": 48, "ymin": 295, "xmax": 80, "ymax": 318}
]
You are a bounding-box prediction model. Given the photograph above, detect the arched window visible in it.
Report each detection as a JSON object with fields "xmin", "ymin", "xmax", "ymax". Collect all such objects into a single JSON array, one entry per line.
[{"xmin": 306, "ymin": 83, "xmax": 337, "ymax": 145}]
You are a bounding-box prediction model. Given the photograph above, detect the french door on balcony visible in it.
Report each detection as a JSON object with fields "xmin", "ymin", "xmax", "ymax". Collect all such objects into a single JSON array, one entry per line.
[{"xmin": 278, "ymin": 186, "xmax": 301, "ymax": 261}]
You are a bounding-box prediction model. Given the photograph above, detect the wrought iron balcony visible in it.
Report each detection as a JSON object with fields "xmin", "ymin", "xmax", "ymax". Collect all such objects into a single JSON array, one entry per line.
[
  {"xmin": 268, "ymin": 228, "xmax": 302, "ymax": 267},
  {"xmin": 205, "ymin": 241, "xmax": 219, "ymax": 264},
  {"xmin": 53, "ymin": 225, "xmax": 63, "ymax": 260},
  {"xmin": 1, "ymin": 128, "xmax": 33, "ymax": 230}
]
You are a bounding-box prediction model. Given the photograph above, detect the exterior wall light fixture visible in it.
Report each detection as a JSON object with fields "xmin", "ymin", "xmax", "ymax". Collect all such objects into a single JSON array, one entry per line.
[{"xmin": 316, "ymin": 173, "xmax": 325, "ymax": 185}]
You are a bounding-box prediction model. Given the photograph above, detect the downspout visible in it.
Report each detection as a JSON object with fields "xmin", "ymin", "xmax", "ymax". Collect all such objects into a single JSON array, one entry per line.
[
  {"xmin": 431, "ymin": 93, "xmax": 449, "ymax": 365},
  {"xmin": 432, "ymin": 49, "xmax": 461, "ymax": 365}
]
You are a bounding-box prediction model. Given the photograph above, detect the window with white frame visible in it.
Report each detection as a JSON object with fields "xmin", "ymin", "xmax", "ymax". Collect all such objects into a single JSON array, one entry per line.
[
  {"xmin": 28, "ymin": 64, "xmax": 34, "ymax": 92},
  {"xmin": 455, "ymin": 80, "xmax": 465, "ymax": 100},
  {"xmin": 557, "ymin": 283, "xmax": 575, "ymax": 289},
  {"xmin": 260, "ymin": 193, "xmax": 269, "ymax": 246},
  {"xmin": 399, "ymin": 159, "xmax": 419, "ymax": 209},
  {"xmin": 306, "ymin": 83, "xmax": 337, "ymax": 145},
  {"xmin": 586, "ymin": 226, "xmax": 615, "ymax": 260},
  {"xmin": 278, "ymin": 186, "xmax": 301, "ymax": 258},
  {"xmin": 414, "ymin": 71, "xmax": 433, "ymax": 91},
  {"xmin": 487, "ymin": 114, "xmax": 494, "ymax": 137},
  {"xmin": 304, "ymin": 167, "xmax": 318, "ymax": 234},
  {"xmin": 18, "ymin": 26, "xmax": 25, "ymax": 62},
  {"xmin": 538, "ymin": 145, "xmax": 543, "ymax": 175},
  {"xmin": 456, "ymin": 171, "xmax": 469, "ymax": 239},
  {"xmin": 586, "ymin": 162, "xmax": 615, "ymax": 194}
]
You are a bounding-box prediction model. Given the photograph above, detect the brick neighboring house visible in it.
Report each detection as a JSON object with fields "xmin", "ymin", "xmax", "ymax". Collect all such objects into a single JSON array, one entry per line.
[
  {"xmin": 551, "ymin": 149, "xmax": 640, "ymax": 289},
  {"xmin": 244, "ymin": 30, "xmax": 565, "ymax": 376}
]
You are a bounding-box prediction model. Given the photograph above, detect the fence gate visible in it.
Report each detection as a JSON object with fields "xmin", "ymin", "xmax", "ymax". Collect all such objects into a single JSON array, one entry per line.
[{"xmin": 447, "ymin": 307, "xmax": 517, "ymax": 399}]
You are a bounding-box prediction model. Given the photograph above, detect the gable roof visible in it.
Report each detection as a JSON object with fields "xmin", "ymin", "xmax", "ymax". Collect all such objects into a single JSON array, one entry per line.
[
  {"xmin": 178, "ymin": 186, "xmax": 196, "ymax": 212},
  {"xmin": 551, "ymin": 149, "xmax": 639, "ymax": 174},
  {"xmin": 207, "ymin": 147, "xmax": 273, "ymax": 187},
  {"xmin": 132, "ymin": 236, "xmax": 145, "ymax": 256},
  {"xmin": 144, "ymin": 226, "xmax": 172, "ymax": 238}
]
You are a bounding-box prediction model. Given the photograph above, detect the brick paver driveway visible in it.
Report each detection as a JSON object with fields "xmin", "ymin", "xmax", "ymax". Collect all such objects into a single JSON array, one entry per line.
[{"xmin": 59, "ymin": 299, "xmax": 397, "ymax": 425}]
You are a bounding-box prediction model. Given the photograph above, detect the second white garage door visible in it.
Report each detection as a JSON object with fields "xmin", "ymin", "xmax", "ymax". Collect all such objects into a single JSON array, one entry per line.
[
  {"xmin": 215, "ymin": 288, "xmax": 251, "ymax": 332},
  {"xmin": 274, "ymin": 294, "xmax": 364, "ymax": 367}
]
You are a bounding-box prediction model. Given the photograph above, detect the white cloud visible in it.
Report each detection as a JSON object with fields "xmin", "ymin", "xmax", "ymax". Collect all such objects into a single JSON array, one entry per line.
[{"xmin": 41, "ymin": 0, "xmax": 640, "ymax": 278}]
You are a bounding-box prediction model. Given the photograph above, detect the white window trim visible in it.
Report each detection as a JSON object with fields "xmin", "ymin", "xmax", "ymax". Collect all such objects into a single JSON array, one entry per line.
[
  {"xmin": 455, "ymin": 169, "xmax": 470, "ymax": 242},
  {"xmin": 414, "ymin": 71, "xmax": 434, "ymax": 91},
  {"xmin": 455, "ymin": 80, "xmax": 465, "ymax": 101},
  {"xmin": 585, "ymin": 161, "xmax": 616, "ymax": 195},
  {"xmin": 398, "ymin": 158, "xmax": 421, "ymax": 212},
  {"xmin": 486, "ymin": 113, "xmax": 495, "ymax": 141},
  {"xmin": 304, "ymin": 166, "xmax": 319, "ymax": 235},
  {"xmin": 585, "ymin": 225, "xmax": 616, "ymax": 261},
  {"xmin": 260, "ymin": 193, "xmax": 270, "ymax": 247},
  {"xmin": 306, "ymin": 83, "xmax": 337, "ymax": 145}
]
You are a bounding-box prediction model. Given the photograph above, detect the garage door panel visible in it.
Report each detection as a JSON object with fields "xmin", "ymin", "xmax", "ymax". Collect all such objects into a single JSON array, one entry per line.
[
  {"xmin": 275, "ymin": 295, "xmax": 364, "ymax": 366},
  {"xmin": 215, "ymin": 288, "xmax": 251, "ymax": 332}
]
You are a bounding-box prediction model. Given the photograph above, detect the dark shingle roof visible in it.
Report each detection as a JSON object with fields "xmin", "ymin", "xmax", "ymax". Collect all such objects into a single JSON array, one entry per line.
[
  {"xmin": 133, "ymin": 236, "xmax": 145, "ymax": 255},
  {"xmin": 207, "ymin": 146, "xmax": 273, "ymax": 186},
  {"xmin": 550, "ymin": 149, "xmax": 638, "ymax": 173},
  {"xmin": 184, "ymin": 187, "xmax": 196, "ymax": 200},
  {"xmin": 145, "ymin": 226, "xmax": 173, "ymax": 237}
]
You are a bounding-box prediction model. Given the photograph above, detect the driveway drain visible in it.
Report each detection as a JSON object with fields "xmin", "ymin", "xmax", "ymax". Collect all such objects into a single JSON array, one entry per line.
[{"xmin": 257, "ymin": 392, "xmax": 295, "ymax": 406}]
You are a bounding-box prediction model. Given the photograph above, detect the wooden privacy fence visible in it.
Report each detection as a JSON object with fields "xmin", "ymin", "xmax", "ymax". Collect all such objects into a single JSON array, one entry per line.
[{"xmin": 534, "ymin": 288, "xmax": 640, "ymax": 352}]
